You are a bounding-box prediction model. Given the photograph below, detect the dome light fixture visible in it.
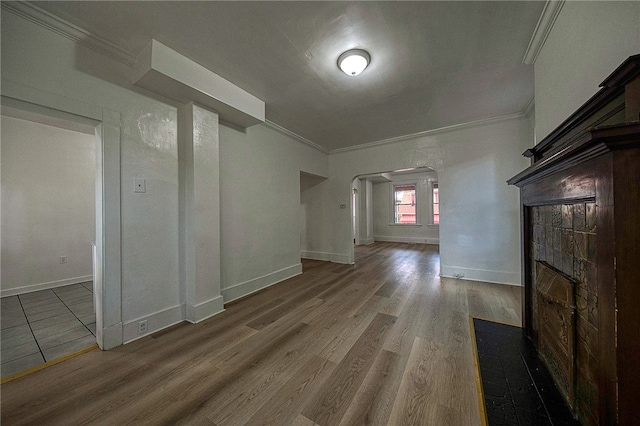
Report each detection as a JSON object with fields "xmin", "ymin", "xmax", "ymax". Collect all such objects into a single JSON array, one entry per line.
[{"xmin": 338, "ymin": 49, "xmax": 370, "ymax": 76}]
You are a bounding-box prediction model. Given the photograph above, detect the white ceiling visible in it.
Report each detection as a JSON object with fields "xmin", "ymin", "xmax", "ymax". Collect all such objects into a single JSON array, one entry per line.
[{"xmin": 31, "ymin": 1, "xmax": 545, "ymax": 152}]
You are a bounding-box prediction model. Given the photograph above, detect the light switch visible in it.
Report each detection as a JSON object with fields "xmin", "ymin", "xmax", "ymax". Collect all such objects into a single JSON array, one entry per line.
[{"xmin": 134, "ymin": 178, "xmax": 146, "ymax": 193}]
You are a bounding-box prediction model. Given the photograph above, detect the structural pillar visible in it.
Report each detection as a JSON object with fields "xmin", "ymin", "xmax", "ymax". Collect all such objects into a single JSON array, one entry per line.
[{"xmin": 181, "ymin": 102, "xmax": 224, "ymax": 322}]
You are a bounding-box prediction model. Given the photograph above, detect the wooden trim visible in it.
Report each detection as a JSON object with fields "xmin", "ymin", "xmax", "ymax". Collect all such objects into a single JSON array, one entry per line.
[
  {"xmin": 592, "ymin": 121, "xmax": 640, "ymax": 149},
  {"xmin": 594, "ymin": 153, "xmax": 616, "ymax": 425},
  {"xmin": 509, "ymin": 56, "xmax": 640, "ymax": 188},
  {"xmin": 521, "ymin": 205, "xmax": 533, "ymax": 338},
  {"xmin": 530, "ymin": 54, "xmax": 640, "ymax": 157},
  {"xmin": 0, "ymin": 345, "xmax": 98, "ymax": 384},
  {"xmin": 612, "ymin": 148, "xmax": 640, "ymax": 425},
  {"xmin": 520, "ymin": 160, "xmax": 596, "ymax": 206},
  {"xmin": 468, "ymin": 316, "xmax": 489, "ymax": 426},
  {"xmin": 600, "ymin": 53, "xmax": 640, "ymax": 88}
]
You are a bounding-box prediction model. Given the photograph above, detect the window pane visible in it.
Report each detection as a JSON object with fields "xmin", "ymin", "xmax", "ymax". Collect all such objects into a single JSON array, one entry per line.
[
  {"xmin": 394, "ymin": 184, "xmax": 416, "ymax": 224},
  {"xmin": 433, "ymin": 183, "xmax": 439, "ymax": 224}
]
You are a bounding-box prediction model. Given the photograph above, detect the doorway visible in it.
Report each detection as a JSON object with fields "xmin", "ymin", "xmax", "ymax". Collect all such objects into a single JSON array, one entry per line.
[
  {"xmin": 1, "ymin": 110, "xmax": 98, "ymax": 377},
  {"xmin": 1, "ymin": 105, "xmax": 98, "ymax": 377},
  {"xmin": 0, "ymin": 90, "xmax": 123, "ymax": 356},
  {"xmin": 350, "ymin": 167, "xmax": 440, "ymax": 264},
  {"xmin": 299, "ymin": 171, "xmax": 328, "ymax": 261},
  {"xmin": 352, "ymin": 186, "xmax": 359, "ymax": 245}
]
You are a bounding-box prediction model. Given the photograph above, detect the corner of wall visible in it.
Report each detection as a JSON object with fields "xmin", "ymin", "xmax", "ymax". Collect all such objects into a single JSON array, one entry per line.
[
  {"xmin": 221, "ymin": 263, "xmax": 303, "ymax": 303},
  {"xmin": 0, "ymin": 276, "xmax": 93, "ymax": 298},
  {"xmin": 440, "ymin": 264, "xmax": 521, "ymax": 286},
  {"xmin": 122, "ymin": 304, "xmax": 184, "ymax": 344},
  {"xmin": 186, "ymin": 296, "xmax": 225, "ymax": 324},
  {"xmin": 300, "ymin": 251, "xmax": 351, "ymax": 264}
]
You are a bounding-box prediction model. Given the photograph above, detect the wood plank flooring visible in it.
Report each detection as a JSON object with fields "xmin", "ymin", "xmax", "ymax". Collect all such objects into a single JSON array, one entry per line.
[{"xmin": 0, "ymin": 242, "xmax": 521, "ymax": 425}]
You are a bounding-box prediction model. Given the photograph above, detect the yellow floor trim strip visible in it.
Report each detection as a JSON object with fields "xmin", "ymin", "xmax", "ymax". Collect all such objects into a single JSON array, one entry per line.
[
  {"xmin": 469, "ymin": 314, "xmax": 520, "ymax": 328},
  {"xmin": 469, "ymin": 316, "xmax": 489, "ymax": 426},
  {"xmin": 1, "ymin": 344, "xmax": 98, "ymax": 384}
]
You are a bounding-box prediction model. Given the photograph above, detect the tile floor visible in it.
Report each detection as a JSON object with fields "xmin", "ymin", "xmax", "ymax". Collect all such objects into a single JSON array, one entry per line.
[
  {"xmin": 1, "ymin": 282, "xmax": 96, "ymax": 379},
  {"xmin": 473, "ymin": 318, "xmax": 580, "ymax": 426}
]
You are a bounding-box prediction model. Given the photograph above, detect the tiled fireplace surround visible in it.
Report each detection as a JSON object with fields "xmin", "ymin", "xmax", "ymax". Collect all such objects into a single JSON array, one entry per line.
[{"xmin": 530, "ymin": 203, "xmax": 599, "ymax": 425}]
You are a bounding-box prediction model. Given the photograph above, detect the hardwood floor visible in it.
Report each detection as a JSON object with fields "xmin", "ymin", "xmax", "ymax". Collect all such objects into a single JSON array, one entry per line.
[{"xmin": 0, "ymin": 242, "xmax": 521, "ymax": 425}]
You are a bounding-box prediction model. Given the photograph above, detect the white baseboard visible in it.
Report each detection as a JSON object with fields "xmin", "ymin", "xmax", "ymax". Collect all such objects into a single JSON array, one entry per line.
[
  {"xmin": 440, "ymin": 265, "xmax": 521, "ymax": 286},
  {"xmin": 186, "ymin": 295, "xmax": 225, "ymax": 324},
  {"xmin": 374, "ymin": 236, "xmax": 439, "ymax": 245},
  {"xmin": 300, "ymin": 250, "xmax": 331, "ymax": 261},
  {"xmin": 99, "ymin": 323, "xmax": 123, "ymax": 350},
  {"xmin": 113, "ymin": 297, "xmax": 226, "ymax": 346},
  {"xmin": 300, "ymin": 251, "xmax": 351, "ymax": 264},
  {"xmin": 222, "ymin": 263, "xmax": 302, "ymax": 304},
  {"xmin": 123, "ymin": 304, "xmax": 184, "ymax": 343},
  {"xmin": 1, "ymin": 275, "xmax": 93, "ymax": 298},
  {"xmin": 359, "ymin": 238, "xmax": 375, "ymax": 245}
]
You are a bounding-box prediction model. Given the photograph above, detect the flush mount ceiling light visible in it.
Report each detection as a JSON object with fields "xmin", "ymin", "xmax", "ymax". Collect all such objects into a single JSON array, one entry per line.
[{"xmin": 338, "ymin": 49, "xmax": 370, "ymax": 76}]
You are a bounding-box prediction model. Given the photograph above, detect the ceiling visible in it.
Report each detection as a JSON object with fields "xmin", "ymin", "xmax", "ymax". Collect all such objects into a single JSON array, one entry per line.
[{"xmin": 31, "ymin": 1, "xmax": 545, "ymax": 152}]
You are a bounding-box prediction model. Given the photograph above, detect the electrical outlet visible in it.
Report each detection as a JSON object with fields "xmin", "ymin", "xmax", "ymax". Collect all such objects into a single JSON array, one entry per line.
[
  {"xmin": 138, "ymin": 319, "xmax": 148, "ymax": 334},
  {"xmin": 134, "ymin": 178, "xmax": 146, "ymax": 193},
  {"xmin": 59, "ymin": 256, "xmax": 67, "ymax": 264}
]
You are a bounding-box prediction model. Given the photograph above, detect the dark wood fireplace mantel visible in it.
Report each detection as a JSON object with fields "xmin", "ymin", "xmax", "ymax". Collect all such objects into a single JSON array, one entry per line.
[{"xmin": 509, "ymin": 54, "xmax": 640, "ymax": 426}]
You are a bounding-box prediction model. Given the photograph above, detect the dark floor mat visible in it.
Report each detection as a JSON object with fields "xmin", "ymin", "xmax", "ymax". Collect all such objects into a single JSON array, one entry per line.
[{"xmin": 472, "ymin": 318, "xmax": 580, "ymax": 426}]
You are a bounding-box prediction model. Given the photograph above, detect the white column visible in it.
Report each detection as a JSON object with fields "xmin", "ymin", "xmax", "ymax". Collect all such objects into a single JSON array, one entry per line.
[
  {"xmin": 181, "ymin": 103, "xmax": 224, "ymax": 323},
  {"xmin": 365, "ymin": 179, "xmax": 374, "ymax": 243}
]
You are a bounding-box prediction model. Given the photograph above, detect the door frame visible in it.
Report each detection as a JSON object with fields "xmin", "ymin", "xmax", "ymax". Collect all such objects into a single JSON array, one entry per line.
[{"xmin": 2, "ymin": 81, "xmax": 123, "ymax": 350}]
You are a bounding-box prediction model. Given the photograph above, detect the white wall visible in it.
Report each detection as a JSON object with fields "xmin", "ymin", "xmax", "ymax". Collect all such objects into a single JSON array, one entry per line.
[
  {"xmin": 1, "ymin": 2, "xmax": 539, "ymax": 345},
  {"xmin": 1, "ymin": 116, "xmax": 95, "ymax": 296},
  {"xmin": 301, "ymin": 176, "xmax": 331, "ymax": 260},
  {"xmin": 310, "ymin": 117, "xmax": 530, "ymax": 284},
  {"xmin": 219, "ymin": 123, "xmax": 328, "ymax": 301},
  {"xmin": 2, "ymin": 9, "xmax": 181, "ymax": 338},
  {"xmin": 535, "ymin": 1, "xmax": 640, "ymax": 141},
  {"xmin": 2, "ymin": 8, "xmax": 331, "ymax": 339},
  {"xmin": 356, "ymin": 178, "xmax": 374, "ymax": 245},
  {"xmin": 371, "ymin": 171, "xmax": 440, "ymax": 245}
]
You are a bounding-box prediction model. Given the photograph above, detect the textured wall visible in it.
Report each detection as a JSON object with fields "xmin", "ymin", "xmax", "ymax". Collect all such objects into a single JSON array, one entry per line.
[
  {"xmin": 2, "ymin": 8, "xmax": 179, "ymax": 334},
  {"xmin": 219, "ymin": 123, "xmax": 328, "ymax": 301},
  {"xmin": 325, "ymin": 117, "xmax": 530, "ymax": 284},
  {"xmin": 535, "ymin": 2, "xmax": 640, "ymax": 141}
]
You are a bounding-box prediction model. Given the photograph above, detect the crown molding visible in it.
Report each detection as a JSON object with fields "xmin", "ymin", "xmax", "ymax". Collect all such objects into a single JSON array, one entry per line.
[
  {"xmin": 2, "ymin": 1, "xmax": 136, "ymax": 67},
  {"xmin": 522, "ymin": 0, "xmax": 565, "ymax": 65},
  {"xmin": 329, "ymin": 112, "xmax": 525, "ymax": 155},
  {"xmin": 264, "ymin": 120, "xmax": 329, "ymax": 154},
  {"xmin": 5, "ymin": 1, "xmax": 327, "ymax": 153},
  {"xmin": 5, "ymin": 0, "xmax": 536, "ymax": 157}
]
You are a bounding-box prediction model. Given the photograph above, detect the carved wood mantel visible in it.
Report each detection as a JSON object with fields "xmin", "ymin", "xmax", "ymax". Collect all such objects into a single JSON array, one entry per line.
[{"xmin": 508, "ymin": 54, "xmax": 640, "ymax": 425}]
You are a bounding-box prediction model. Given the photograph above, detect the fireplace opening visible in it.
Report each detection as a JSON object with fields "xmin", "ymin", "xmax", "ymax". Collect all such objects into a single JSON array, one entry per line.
[{"xmin": 535, "ymin": 261, "xmax": 577, "ymax": 409}]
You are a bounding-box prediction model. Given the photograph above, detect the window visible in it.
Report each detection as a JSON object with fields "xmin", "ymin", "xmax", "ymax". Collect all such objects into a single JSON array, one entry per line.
[
  {"xmin": 433, "ymin": 182, "xmax": 439, "ymax": 224},
  {"xmin": 393, "ymin": 184, "xmax": 417, "ymax": 224}
]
